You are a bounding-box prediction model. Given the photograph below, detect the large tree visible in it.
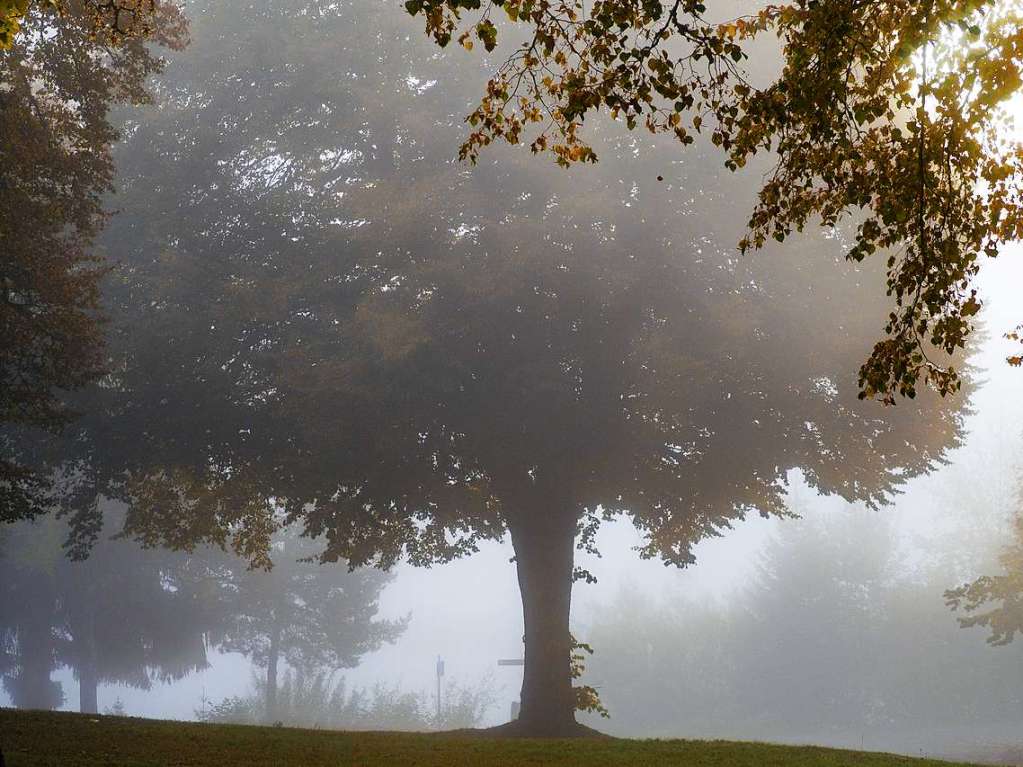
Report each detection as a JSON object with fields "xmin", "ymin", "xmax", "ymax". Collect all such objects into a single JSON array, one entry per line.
[
  {"xmin": 404, "ymin": 0, "xmax": 1023, "ymax": 405},
  {"xmin": 0, "ymin": 0, "xmax": 186, "ymax": 522},
  {"xmin": 88, "ymin": 0, "xmax": 974, "ymax": 736}
]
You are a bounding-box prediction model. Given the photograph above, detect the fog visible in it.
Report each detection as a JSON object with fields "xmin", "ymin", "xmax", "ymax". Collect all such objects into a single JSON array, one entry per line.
[{"xmin": 2, "ymin": 0, "xmax": 1022, "ymax": 762}]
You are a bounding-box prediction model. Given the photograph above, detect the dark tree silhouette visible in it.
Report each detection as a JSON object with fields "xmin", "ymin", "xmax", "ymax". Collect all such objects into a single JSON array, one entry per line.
[
  {"xmin": 0, "ymin": 0, "xmax": 186, "ymax": 523},
  {"xmin": 0, "ymin": 522, "xmax": 63, "ymax": 710},
  {"xmin": 0, "ymin": 509, "xmax": 214, "ymax": 713},
  {"xmin": 57, "ymin": 508, "xmax": 215, "ymax": 714},
  {"xmin": 81, "ymin": 0, "xmax": 972, "ymax": 736}
]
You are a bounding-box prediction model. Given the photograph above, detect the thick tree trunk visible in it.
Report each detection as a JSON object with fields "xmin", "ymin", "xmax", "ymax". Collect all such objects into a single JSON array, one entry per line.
[
  {"xmin": 507, "ymin": 510, "xmax": 580, "ymax": 737},
  {"xmin": 265, "ymin": 624, "xmax": 280, "ymax": 723},
  {"xmin": 78, "ymin": 662, "xmax": 98, "ymax": 715}
]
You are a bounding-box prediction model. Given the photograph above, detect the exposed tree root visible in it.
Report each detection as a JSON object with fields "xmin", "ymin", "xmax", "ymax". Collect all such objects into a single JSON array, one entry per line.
[{"xmin": 434, "ymin": 719, "xmax": 610, "ymax": 739}]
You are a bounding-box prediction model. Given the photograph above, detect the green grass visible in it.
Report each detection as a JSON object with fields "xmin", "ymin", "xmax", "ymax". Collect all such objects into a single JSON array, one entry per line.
[{"xmin": 0, "ymin": 708, "xmax": 981, "ymax": 766}]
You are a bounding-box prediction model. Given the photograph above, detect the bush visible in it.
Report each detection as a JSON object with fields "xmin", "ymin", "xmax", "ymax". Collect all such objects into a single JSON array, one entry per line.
[{"xmin": 196, "ymin": 667, "xmax": 496, "ymax": 731}]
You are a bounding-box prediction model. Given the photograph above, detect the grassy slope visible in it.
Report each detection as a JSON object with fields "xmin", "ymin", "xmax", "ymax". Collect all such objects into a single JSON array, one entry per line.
[{"xmin": 0, "ymin": 708, "xmax": 981, "ymax": 767}]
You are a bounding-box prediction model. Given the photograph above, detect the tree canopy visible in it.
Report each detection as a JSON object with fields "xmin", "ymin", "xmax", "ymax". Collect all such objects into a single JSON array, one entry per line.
[
  {"xmin": 77, "ymin": 0, "xmax": 975, "ymax": 735},
  {"xmin": 0, "ymin": 0, "xmax": 160, "ymax": 48},
  {"xmin": 405, "ymin": 0, "xmax": 1023, "ymax": 405},
  {"xmin": 0, "ymin": 0, "xmax": 186, "ymax": 522}
]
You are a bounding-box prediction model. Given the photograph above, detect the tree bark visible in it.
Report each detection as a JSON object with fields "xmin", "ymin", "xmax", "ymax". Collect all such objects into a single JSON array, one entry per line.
[
  {"xmin": 16, "ymin": 595, "xmax": 58, "ymax": 711},
  {"xmin": 507, "ymin": 509, "xmax": 579, "ymax": 737},
  {"xmin": 78, "ymin": 661, "xmax": 98, "ymax": 715},
  {"xmin": 265, "ymin": 623, "xmax": 280, "ymax": 723}
]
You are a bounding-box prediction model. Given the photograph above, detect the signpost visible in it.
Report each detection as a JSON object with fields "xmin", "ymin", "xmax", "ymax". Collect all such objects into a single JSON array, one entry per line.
[
  {"xmin": 497, "ymin": 658, "xmax": 524, "ymax": 720},
  {"xmin": 436, "ymin": 655, "xmax": 445, "ymax": 721}
]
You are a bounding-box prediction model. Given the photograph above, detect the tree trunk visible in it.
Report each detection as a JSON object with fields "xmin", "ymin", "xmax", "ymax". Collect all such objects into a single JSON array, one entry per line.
[
  {"xmin": 16, "ymin": 596, "xmax": 58, "ymax": 711},
  {"xmin": 265, "ymin": 624, "xmax": 280, "ymax": 723},
  {"xmin": 78, "ymin": 662, "xmax": 98, "ymax": 715},
  {"xmin": 507, "ymin": 510, "xmax": 580, "ymax": 737},
  {"xmin": 77, "ymin": 587, "xmax": 99, "ymax": 715}
]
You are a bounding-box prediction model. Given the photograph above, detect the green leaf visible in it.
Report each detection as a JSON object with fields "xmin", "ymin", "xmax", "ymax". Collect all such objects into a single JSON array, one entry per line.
[{"xmin": 477, "ymin": 19, "xmax": 498, "ymax": 51}]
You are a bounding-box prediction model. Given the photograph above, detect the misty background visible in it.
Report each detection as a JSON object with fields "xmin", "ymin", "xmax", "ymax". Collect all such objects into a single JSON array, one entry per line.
[
  {"xmin": 2, "ymin": 0, "xmax": 1022, "ymax": 761},
  {"xmin": 5, "ymin": 260, "xmax": 1021, "ymax": 755}
]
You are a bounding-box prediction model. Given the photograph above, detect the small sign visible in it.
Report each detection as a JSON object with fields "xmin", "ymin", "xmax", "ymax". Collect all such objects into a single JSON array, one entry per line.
[{"xmin": 497, "ymin": 658, "xmax": 524, "ymax": 666}]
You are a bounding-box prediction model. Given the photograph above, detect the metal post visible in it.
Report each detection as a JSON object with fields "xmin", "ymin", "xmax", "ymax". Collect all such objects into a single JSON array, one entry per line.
[
  {"xmin": 435, "ymin": 655, "xmax": 444, "ymax": 723},
  {"xmin": 496, "ymin": 658, "xmax": 524, "ymax": 722}
]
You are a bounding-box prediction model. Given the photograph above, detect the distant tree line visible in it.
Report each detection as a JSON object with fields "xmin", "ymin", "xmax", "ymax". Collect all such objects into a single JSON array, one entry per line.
[
  {"xmin": 0, "ymin": 505, "xmax": 403, "ymax": 720},
  {"xmin": 947, "ymin": 512, "xmax": 1023, "ymax": 647},
  {"xmin": 579, "ymin": 501, "xmax": 1023, "ymax": 756}
]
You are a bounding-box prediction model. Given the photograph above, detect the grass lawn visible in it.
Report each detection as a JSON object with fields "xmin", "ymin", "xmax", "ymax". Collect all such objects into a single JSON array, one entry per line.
[{"xmin": 0, "ymin": 708, "xmax": 982, "ymax": 766}]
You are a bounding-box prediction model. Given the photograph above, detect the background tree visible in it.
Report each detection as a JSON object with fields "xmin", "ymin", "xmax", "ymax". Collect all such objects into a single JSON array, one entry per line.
[
  {"xmin": 91, "ymin": 0, "xmax": 974, "ymax": 736},
  {"xmin": 947, "ymin": 511, "xmax": 1023, "ymax": 646},
  {"xmin": 582, "ymin": 498, "xmax": 1023, "ymax": 755},
  {"xmin": 209, "ymin": 528, "xmax": 406, "ymax": 724},
  {"xmin": 0, "ymin": 505, "xmax": 215, "ymax": 714},
  {"xmin": 734, "ymin": 498, "xmax": 900, "ymax": 736},
  {"xmin": 0, "ymin": 519, "xmax": 64, "ymax": 710},
  {"xmin": 56, "ymin": 503, "xmax": 216, "ymax": 714},
  {"xmin": 404, "ymin": 0, "xmax": 1023, "ymax": 404}
]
